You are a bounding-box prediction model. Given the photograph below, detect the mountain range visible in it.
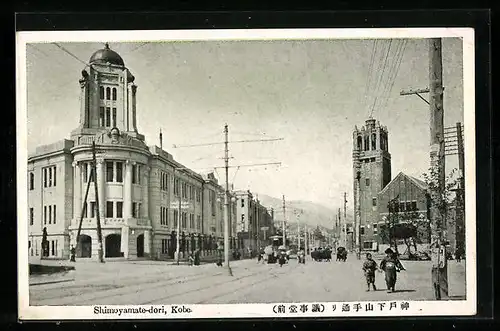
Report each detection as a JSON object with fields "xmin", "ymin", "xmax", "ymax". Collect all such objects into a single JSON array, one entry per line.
[{"xmin": 256, "ymin": 194, "xmax": 354, "ymax": 233}]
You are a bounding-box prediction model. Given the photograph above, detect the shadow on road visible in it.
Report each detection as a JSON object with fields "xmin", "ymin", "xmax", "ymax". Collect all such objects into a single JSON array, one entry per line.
[{"xmin": 391, "ymin": 289, "xmax": 417, "ymax": 293}]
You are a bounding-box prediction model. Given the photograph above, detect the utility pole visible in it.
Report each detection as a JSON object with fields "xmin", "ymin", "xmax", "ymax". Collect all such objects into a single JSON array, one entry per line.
[
  {"xmin": 91, "ymin": 141, "xmax": 104, "ymax": 263},
  {"xmin": 223, "ymin": 124, "xmax": 233, "ymax": 276},
  {"xmin": 174, "ymin": 168, "xmax": 181, "ymax": 265},
  {"xmin": 343, "ymin": 192, "xmax": 347, "ymax": 248},
  {"xmin": 256, "ymin": 195, "xmax": 260, "ymax": 250},
  {"xmin": 456, "ymin": 122, "xmax": 465, "ymax": 254},
  {"xmin": 429, "ymin": 38, "xmax": 447, "ymax": 300},
  {"xmin": 282, "ymin": 195, "xmax": 287, "ymax": 247},
  {"xmin": 75, "ymin": 163, "xmax": 93, "ymax": 255}
]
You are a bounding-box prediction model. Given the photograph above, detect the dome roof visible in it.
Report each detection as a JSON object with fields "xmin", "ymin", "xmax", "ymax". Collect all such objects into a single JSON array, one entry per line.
[{"xmin": 89, "ymin": 43, "xmax": 125, "ymax": 66}]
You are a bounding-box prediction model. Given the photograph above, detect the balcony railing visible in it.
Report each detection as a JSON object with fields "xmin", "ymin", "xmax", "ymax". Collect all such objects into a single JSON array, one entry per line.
[{"xmin": 71, "ymin": 217, "xmax": 151, "ymax": 228}]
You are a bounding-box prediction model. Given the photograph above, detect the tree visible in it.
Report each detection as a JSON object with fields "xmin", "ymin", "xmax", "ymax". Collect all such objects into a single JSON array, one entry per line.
[
  {"xmin": 422, "ymin": 166, "xmax": 459, "ymax": 246},
  {"xmin": 313, "ymin": 226, "xmax": 325, "ymax": 242}
]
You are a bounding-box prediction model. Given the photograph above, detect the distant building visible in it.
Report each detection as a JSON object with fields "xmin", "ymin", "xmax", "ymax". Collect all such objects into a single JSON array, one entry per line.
[
  {"xmin": 234, "ymin": 190, "xmax": 275, "ymax": 249},
  {"xmin": 376, "ymin": 172, "xmax": 431, "ymax": 249}
]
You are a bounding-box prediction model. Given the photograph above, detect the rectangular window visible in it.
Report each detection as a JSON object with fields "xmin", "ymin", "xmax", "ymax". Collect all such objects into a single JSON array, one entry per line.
[
  {"xmin": 90, "ymin": 201, "xmax": 96, "ymax": 218},
  {"xmin": 106, "ymin": 107, "xmax": 111, "ymax": 127},
  {"xmin": 43, "ymin": 168, "xmax": 47, "ymax": 187},
  {"xmin": 106, "ymin": 161, "xmax": 114, "ymax": 182},
  {"xmin": 29, "ymin": 172, "xmax": 34, "ymax": 190},
  {"xmin": 161, "ymin": 239, "xmax": 168, "ymax": 254},
  {"xmin": 116, "ymin": 201, "xmax": 123, "ymax": 218},
  {"xmin": 132, "ymin": 165, "xmax": 137, "ymax": 184},
  {"xmin": 48, "ymin": 205, "xmax": 52, "ymax": 224},
  {"xmin": 112, "ymin": 108, "xmax": 117, "ymax": 127},
  {"xmin": 99, "ymin": 107, "xmax": 105, "ymax": 126},
  {"xmin": 53, "ymin": 166, "xmax": 56, "ymax": 186},
  {"xmin": 241, "ymin": 198, "xmax": 245, "ymax": 208},
  {"xmin": 137, "ymin": 203, "xmax": 141, "ymax": 218},
  {"xmin": 373, "ymin": 223, "xmax": 378, "ymax": 234},
  {"xmin": 363, "ymin": 241, "xmax": 372, "ymax": 249},
  {"xmin": 106, "ymin": 201, "xmax": 114, "ymax": 218},
  {"xmin": 173, "ymin": 210, "xmax": 178, "ymax": 228},
  {"xmin": 49, "ymin": 167, "xmax": 53, "ymax": 187},
  {"xmin": 51, "ymin": 241, "xmax": 55, "ymax": 256},
  {"xmin": 53, "ymin": 205, "xmax": 56, "ymax": 224},
  {"xmin": 29, "ymin": 208, "xmax": 34, "ymax": 226},
  {"xmin": 116, "ymin": 162, "xmax": 123, "ymax": 182},
  {"xmin": 372, "ymin": 198, "xmax": 377, "ymax": 206},
  {"xmin": 132, "ymin": 202, "xmax": 137, "ymax": 218},
  {"xmin": 399, "ymin": 202, "xmax": 406, "ymax": 212},
  {"xmin": 411, "ymin": 201, "xmax": 417, "ymax": 211},
  {"xmin": 405, "ymin": 201, "xmax": 412, "ymax": 211},
  {"xmin": 182, "ymin": 212, "xmax": 187, "ymax": 228},
  {"xmin": 360, "ymin": 226, "xmax": 365, "ymax": 235},
  {"xmin": 365, "ymin": 178, "xmax": 370, "ymax": 187},
  {"xmin": 83, "ymin": 202, "xmax": 88, "ymax": 218},
  {"xmin": 197, "ymin": 215, "xmax": 201, "ymax": 230}
]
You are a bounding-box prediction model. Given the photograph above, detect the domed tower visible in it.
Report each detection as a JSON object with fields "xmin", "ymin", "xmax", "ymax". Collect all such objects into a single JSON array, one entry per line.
[
  {"xmin": 352, "ymin": 118, "xmax": 391, "ymax": 251},
  {"xmin": 71, "ymin": 43, "xmax": 144, "ymax": 141}
]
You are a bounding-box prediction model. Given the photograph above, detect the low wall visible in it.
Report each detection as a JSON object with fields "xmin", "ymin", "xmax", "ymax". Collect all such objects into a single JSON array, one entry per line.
[{"xmin": 29, "ymin": 264, "xmax": 75, "ymax": 275}]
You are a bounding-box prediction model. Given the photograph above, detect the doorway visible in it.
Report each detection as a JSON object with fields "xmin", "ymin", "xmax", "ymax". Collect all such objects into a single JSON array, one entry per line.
[
  {"xmin": 136, "ymin": 234, "xmax": 144, "ymax": 258},
  {"xmin": 105, "ymin": 234, "xmax": 121, "ymax": 257},
  {"xmin": 78, "ymin": 235, "xmax": 92, "ymax": 258}
]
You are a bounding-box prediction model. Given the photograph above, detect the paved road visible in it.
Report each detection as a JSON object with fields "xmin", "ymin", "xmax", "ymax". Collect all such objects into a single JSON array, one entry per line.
[{"xmin": 29, "ymin": 256, "xmax": 466, "ymax": 306}]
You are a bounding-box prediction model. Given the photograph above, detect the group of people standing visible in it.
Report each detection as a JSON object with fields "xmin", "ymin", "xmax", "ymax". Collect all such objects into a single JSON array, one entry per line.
[{"xmin": 362, "ymin": 248, "xmax": 406, "ymax": 293}]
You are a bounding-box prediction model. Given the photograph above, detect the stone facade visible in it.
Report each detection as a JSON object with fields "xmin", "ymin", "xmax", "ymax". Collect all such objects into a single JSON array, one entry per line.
[{"xmin": 27, "ymin": 44, "xmax": 262, "ymax": 261}]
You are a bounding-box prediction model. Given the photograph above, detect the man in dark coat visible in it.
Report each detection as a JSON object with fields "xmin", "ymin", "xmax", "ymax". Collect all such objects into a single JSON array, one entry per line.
[
  {"xmin": 379, "ymin": 248, "xmax": 405, "ymax": 293},
  {"xmin": 70, "ymin": 245, "xmax": 76, "ymax": 262}
]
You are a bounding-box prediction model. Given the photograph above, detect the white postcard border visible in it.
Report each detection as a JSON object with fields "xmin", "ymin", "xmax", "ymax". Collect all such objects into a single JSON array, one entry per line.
[{"xmin": 17, "ymin": 27, "xmax": 476, "ymax": 320}]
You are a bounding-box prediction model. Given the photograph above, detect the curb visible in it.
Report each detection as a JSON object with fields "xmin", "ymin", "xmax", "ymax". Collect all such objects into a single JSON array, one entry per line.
[{"xmin": 30, "ymin": 278, "xmax": 75, "ymax": 286}]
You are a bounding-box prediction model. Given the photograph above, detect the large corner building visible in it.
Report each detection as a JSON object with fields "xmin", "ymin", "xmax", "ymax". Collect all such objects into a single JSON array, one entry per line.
[{"xmin": 27, "ymin": 44, "xmax": 272, "ymax": 261}]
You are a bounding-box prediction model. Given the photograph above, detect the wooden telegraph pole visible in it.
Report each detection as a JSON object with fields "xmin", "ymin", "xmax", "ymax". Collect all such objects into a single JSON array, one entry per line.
[
  {"xmin": 429, "ymin": 38, "xmax": 447, "ymax": 300},
  {"xmin": 91, "ymin": 141, "xmax": 105, "ymax": 263},
  {"xmin": 343, "ymin": 192, "xmax": 348, "ymax": 248},
  {"xmin": 282, "ymin": 195, "xmax": 287, "ymax": 247}
]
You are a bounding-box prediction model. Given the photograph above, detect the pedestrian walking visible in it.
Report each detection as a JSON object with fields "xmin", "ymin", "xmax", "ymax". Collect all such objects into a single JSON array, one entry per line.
[
  {"xmin": 194, "ymin": 249, "xmax": 200, "ymax": 266},
  {"xmin": 70, "ymin": 245, "xmax": 76, "ymax": 262},
  {"xmin": 379, "ymin": 248, "xmax": 405, "ymax": 293},
  {"xmin": 188, "ymin": 251, "xmax": 194, "ymax": 266},
  {"xmin": 362, "ymin": 253, "xmax": 378, "ymax": 291}
]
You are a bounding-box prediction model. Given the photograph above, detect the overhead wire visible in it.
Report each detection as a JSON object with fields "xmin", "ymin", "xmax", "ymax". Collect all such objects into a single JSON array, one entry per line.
[
  {"xmin": 379, "ymin": 40, "xmax": 408, "ymax": 112},
  {"xmin": 363, "ymin": 40, "xmax": 378, "ymax": 110},
  {"xmin": 369, "ymin": 39, "xmax": 393, "ymax": 118},
  {"xmin": 373, "ymin": 40, "xmax": 404, "ymax": 114}
]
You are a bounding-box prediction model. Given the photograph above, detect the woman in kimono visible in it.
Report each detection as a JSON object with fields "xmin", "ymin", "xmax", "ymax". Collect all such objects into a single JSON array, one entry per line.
[{"xmin": 379, "ymin": 248, "xmax": 406, "ymax": 293}]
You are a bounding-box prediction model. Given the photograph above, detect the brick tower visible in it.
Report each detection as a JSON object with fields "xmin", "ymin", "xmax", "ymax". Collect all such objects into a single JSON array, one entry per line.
[{"xmin": 353, "ymin": 118, "xmax": 391, "ymax": 251}]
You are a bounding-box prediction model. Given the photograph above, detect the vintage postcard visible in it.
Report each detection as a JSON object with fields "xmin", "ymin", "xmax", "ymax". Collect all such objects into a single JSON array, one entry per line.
[{"xmin": 17, "ymin": 28, "xmax": 476, "ymax": 320}]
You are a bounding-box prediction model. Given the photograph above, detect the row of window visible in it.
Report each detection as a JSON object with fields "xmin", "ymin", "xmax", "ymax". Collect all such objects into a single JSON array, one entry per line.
[
  {"xmin": 81, "ymin": 200, "xmax": 141, "ymax": 218},
  {"xmin": 169, "ymin": 209, "xmax": 202, "ymax": 230},
  {"xmin": 41, "ymin": 205, "xmax": 57, "ymax": 225},
  {"xmin": 28, "ymin": 166, "xmax": 58, "ymax": 190},
  {"xmin": 81, "ymin": 161, "xmax": 141, "ymax": 184},
  {"xmin": 100, "ymin": 86, "xmax": 117, "ymax": 101},
  {"xmin": 99, "ymin": 107, "xmax": 117, "ymax": 128},
  {"xmin": 29, "ymin": 239, "xmax": 59, "ymax": 257},
  {"xmin": 359, "ymin": 224, "xmax": 378, "ymax": 235},
  {"xmin": 356, "ymin": 133, "xmax": 388, "ymax": 152},
  {"xmin": 388, "ymin": 200, "xmax": 418, "ymax": 213}
]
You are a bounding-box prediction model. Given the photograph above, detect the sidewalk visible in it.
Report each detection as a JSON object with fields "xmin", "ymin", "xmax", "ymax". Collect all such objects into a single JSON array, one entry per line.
[{"xmin": 29, "ymin": 257, "xmax": 258, "ymax": 287}]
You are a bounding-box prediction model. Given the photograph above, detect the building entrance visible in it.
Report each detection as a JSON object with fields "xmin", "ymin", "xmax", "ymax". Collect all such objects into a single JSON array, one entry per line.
[
  {"xmin": 78, "ymin": 235, "xmax": 92, "ymax": 258},
  {"xmin": 105, "ymin": 234, "xmax": 121, "ymax": 257},
  {"xmin": 136, "ymin": 234, "xmax": 144, "ymax": 257}
]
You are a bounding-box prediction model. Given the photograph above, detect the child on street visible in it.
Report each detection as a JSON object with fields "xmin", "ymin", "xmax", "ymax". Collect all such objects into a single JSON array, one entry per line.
[{"xmin": 362, "ymin": 253, "xmax": 378, "ymax": 291}]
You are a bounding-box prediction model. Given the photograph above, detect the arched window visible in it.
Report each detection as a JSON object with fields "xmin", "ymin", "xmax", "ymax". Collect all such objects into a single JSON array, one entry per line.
[
  {"xmin": 99, "ymin": 86, "xmax": 104, "ymax": 100},
  {"xmin": 112, "ymin": 88, "xmax": 117, "ymax": 101},
  {"xmin": 364, "ymin": 136, "xmax": 369, "ymax": 151},
  {"xmin": 106, "ymin": 87, "xmax": 111, "ymax": 100},
  {"xmin": 372, "ymin": 133, "xmax": 377, "ymax": 150},
  {"xmin": 357, "ymin": 136, "xmax": 362, "ymax": 151}
]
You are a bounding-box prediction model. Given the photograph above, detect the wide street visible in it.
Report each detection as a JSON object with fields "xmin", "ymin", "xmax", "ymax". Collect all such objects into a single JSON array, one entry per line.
[{"xmin": 29, "ymin": 255, "xmax": 466, "ymax": 306}]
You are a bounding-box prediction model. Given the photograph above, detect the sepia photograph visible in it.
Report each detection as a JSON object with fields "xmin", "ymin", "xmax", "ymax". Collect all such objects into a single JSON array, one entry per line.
[{"xmin": 17, "ymin": 28, "xmax": 475, "ymax": 319}]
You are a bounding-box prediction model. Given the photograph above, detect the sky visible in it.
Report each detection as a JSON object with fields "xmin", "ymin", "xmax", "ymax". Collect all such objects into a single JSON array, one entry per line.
[{"xmin": 25, "ymin": 36, "xmax": 465, "ymax": 211}]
